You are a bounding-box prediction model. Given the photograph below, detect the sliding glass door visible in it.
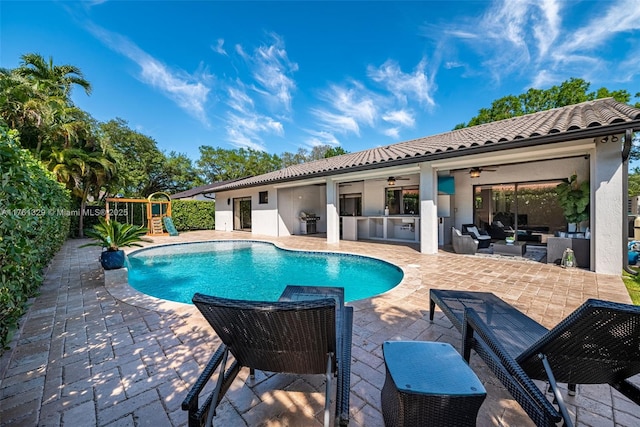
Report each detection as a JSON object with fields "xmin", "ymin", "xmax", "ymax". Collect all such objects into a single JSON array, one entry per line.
[
  {"xmin": 474, "ymin": 180, "xmax": 565, "ymax": 243},
  {"xmin": 233, "ymin": 197, "xmax": 252, "ymax": 231}
]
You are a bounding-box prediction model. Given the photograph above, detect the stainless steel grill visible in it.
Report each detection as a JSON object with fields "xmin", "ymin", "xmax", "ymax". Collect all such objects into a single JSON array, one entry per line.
[{"xmin": 299, "ymin": 213, "xmax": 320, "ymax": 234}]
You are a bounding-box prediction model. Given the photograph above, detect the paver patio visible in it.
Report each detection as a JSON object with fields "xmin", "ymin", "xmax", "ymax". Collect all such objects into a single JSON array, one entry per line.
[{"xmin": 1, "ymin": 231, "xmax": 638, "ymax": 426}]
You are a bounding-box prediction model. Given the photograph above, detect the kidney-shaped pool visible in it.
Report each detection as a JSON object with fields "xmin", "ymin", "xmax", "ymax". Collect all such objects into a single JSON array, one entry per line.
[{"xmin": 126, "ymin": 240, "xmax": 404, "ymax": 303}]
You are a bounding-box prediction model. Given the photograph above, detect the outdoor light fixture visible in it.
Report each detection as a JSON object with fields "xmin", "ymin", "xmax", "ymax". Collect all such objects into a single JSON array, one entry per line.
[
  {"xmin": 387, "ymin": 177, "xmax": 396, "ymax": 186},
  {"xmin": 599, "ymin": 135, "xmax": 618, "ymax": 144},
  {"xmin": 469, "ymin": 168, "xmax": 481, "ymax": 178}
]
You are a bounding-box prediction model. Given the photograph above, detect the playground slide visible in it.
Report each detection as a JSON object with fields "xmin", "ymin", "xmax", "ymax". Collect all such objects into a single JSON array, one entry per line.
[{"xmin": 163, "ymin": 217, "xmax": 179, "ymax": 236}]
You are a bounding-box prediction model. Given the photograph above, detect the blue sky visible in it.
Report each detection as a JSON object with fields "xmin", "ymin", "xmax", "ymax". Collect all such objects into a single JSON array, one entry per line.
[{"xmin": 2, "ymin": 1, "xmax": 639, "ymax": 162}]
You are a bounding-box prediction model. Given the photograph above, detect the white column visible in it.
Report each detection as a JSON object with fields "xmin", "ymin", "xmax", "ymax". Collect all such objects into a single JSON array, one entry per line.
[
  {"xmin": 593, "ymin": 137, "xmax": 623, "ymax": 274},
  {"xmin": 419, "ymin": 163, "xmax": 438, "ymax": 254},
  {"xmin": 326, "ymin": 178, "xmax": 339, "ymax": 244}
]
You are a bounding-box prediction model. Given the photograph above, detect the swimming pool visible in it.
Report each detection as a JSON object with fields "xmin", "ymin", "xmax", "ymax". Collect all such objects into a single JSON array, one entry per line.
[{"xmin": 126, "ymin": 240, "xmax": 404, "ymax": 303}]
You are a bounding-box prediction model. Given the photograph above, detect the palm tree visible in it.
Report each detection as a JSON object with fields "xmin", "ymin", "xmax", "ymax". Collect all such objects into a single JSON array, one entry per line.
[
  {"xmin": 45, "ymin": 147, "xmax": 117, "ymax": 237},
  {"xmin": 16, "ymin": 53, "xmax": 91, "ymax": 98}
]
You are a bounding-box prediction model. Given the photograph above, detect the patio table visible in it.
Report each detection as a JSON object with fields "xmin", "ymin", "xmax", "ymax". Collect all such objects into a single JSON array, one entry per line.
[
  {"xmin": 381, "ymin": 341, "xmax": 486, "ymax": 426},
  {"xmin": 493, "ymin": 240, "xmax": 527, "ymax": 256}
]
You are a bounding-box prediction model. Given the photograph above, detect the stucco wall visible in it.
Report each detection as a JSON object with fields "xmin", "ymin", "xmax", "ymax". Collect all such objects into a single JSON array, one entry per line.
[
  {"xmin": 278, "ymin": 186, "xmax": 326, "ymax": 235},
  {"xmin": 593, "ymin": 137, "xmax": 624, "ymax": 275}
]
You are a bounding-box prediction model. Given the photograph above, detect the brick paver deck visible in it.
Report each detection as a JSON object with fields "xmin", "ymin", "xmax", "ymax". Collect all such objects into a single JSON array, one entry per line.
[{"xmin": 1, "ymin": 231, "xmax": 638, "ymax": 426}]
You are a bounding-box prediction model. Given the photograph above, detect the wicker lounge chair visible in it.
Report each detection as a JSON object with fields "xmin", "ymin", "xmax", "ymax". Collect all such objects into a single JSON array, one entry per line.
[
  {"xmin": 429, "ymin": 289, "xmax": 640, "ymax": 427},
  {"xmin": 183, "ymin": 286, "xmax": 353, "ymax": 427}
]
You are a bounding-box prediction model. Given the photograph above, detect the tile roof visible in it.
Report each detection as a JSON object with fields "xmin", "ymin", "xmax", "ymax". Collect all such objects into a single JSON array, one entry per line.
[
  {"xmin": 215, "ymin": 98, "xmax": 640, "ymax": 191},
  {"xmin": 170, "ymin": 179, "xmax": 242, "ymax": 199}
]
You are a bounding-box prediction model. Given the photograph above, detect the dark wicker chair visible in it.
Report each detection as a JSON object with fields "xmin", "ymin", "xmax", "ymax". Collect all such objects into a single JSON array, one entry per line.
[
  {"xmin": 429, "ymin": 289, "xmax": 640, "ymax": 427},
  {"xmin": 182, "ymin": 286, "xmax": 353, "ymax": 427}
]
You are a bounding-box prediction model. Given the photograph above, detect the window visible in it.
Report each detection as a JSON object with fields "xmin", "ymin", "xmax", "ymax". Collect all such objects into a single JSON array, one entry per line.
[
  {"xmin": 386, "ymin": 186, "xmax": 419, "ymax": 215},
  {"xmin": 339, "ymin": 193, "xmax": 362, "ymax": 216},
  {"xmin": 473, "ymin": 180, "xmax": 565, "ymax": 234},
  {"xmin": 259, "ymin": 191, "xmax": 268, "ymax": 204}
]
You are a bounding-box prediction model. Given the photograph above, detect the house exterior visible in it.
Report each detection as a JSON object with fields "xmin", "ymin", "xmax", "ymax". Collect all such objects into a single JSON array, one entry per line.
[{"xmin": 212, "ymin": 98, "xmax": 640, "ymax": 275}]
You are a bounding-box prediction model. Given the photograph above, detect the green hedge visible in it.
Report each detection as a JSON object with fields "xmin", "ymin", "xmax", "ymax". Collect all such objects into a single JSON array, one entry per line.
[
  {"xmin": 0, "ymin": 127, "xmax": 70, "ymax": 350},
  {"xmin": 171, "ymin": 200, "xmax": 215, "ymax": 231}
]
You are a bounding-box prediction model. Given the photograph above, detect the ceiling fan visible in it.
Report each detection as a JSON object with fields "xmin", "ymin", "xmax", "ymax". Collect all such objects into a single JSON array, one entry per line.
[
  {"xmin": 373, "ymin": 176, "xmax": 411, "ymax": 186},
  {"xmin": 469, "ymin": 167, "xmax": 497, "ymax": 178}
]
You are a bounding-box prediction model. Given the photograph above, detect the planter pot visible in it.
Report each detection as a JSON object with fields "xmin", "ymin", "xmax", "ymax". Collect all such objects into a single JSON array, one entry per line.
[{"xmin": 100, "ymin": 250, "xmax": 125, "ymax": 270}]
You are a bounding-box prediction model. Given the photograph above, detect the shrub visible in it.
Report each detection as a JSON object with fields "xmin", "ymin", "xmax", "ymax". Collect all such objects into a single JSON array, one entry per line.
[
  {"xmin": 0, "ymin": 127, "xmax": 70, "ymax": 350},
  {"xmin": 171, "ymin": 200, "xmax": 215, "ymax": 231}
]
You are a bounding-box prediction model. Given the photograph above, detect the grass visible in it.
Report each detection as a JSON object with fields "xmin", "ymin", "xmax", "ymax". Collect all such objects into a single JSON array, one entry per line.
[{"xmin": 622, "ymin": 268, "xmax": 640, "ymax": 305}]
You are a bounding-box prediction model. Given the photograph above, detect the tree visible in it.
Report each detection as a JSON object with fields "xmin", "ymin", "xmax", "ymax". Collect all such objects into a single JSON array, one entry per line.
[
  {"xmin": 197, "ymin": 146, "xmax": 281, "ymax": 182},
  {"xmin": 99, "ymin": 119, "xmax": 201, "ymax": 196},
  {"xmin": 0, "ymin": 53, "xmax": 96, "ymax": 155},
  {"xmin": 324, "ymin": 146, "xmax": 348, "ymax": 158},
  {"xmin": 455, "ymin": 78, "xmax": 633, "ymax": 129},
  {"xmin": 629, "ymin": 168, "xmax": 640, "ymax": 197},
  {"xmin": 44, "ymin": 146, "xmax": 116, "ymax": 236},
  {"xmin": 279, "ymin": 145, "xmax": 349, "ymax": 168},
  {"xmin": 15, "ymin": 53, "xmax": 91, "ymax": 98}
]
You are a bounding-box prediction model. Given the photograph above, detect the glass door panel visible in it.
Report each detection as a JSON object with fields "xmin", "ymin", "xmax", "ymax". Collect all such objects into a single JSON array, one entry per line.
[
  {"xmin": 233, "ymin": 197, "xmax": 252, "ymax": 231},
  {"xmin": 516, "ymin": 182, "xmax": 564, "ymax": 234}
]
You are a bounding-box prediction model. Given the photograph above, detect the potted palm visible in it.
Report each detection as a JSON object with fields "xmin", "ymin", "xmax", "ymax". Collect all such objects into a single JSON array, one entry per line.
[
  {"xmin": 81, "ymin": 218, "xmax": 150, "ymax": 269},
  {"xmin": 555, "ymin": 173, "xmax": 590, "ymax": 234}
]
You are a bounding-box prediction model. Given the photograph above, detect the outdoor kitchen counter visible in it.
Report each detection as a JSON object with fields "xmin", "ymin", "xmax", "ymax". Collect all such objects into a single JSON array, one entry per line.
[{"xmin": 342, "ymin": 215, "xmax": 420, "ymax": 243}]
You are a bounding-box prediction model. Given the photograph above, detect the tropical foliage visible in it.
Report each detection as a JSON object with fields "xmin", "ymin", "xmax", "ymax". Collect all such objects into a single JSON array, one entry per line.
[
  {"xmin": 0, "ymin": 54, "xmax": 113, "ymax": 236},
  {"xmin": 555, "ymin": 174, "xmax": 590, "ymax": 225},
  {"xmin": 81, "ymin": 218, "xmax": 149, "ymax": 251},
  {"xmin": 0, "ymin": 126, "xmax": 70, "ymax": 349}
]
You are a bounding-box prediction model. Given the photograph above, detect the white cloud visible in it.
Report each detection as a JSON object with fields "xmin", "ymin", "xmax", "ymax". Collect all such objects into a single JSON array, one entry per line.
[
  {"xmin": 367, "ymin": 58, "xmax": 436, "ymax": 107},
  {"xmin": 225, "ymin": 111, "xmax": 284, "ymax": 151},
  {"xmin": 311, "ymin": 108, "xmax": 361, "ymax": 135},
  {"xmin": 227, "ymin": 85, "xmax": 254, "ymax": 114},
  {"xmin": 86, "ymin": 23, "xmax": 211, "ymax": 125},
  {"xmin": 303, "ymin": 129, "xmax": 340, "ymax": 147},
  {"xmin": 240, "ymin": 33, "xmax": 298, "ymax": 111},
  {"xmin": 383, "ymin": 127, "xmax": 400, "ymax": 139},
  {"xmin": 561, "ymin": 0, "xmax": 640, "ymax": 53},
  {"xmin": 444, "ymin": 61, "xmax": 465, "ymax": 69},
  {"xmin": 212, "ymin": 38, "xmax": 228, "ymax": 56},
  {"xmin": 534, "ymin": 0, "xmax": 562, "ymax": 58},
  {"xmin": 436, "ymin": 0, "xmax": 640, "ymax": 87},
  {"xmin": 382, "ymin": 110, "xmax": 415, "ymax": 127},
  {"xmin": 311, "ymin": 82, "xmax": 379, "ymax": 136}
]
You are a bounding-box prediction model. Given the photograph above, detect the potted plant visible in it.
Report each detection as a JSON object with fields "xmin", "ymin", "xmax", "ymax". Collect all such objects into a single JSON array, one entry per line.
[
  {"xmin": 81, "ymin": 218, "xmax": 150, "ymax": 269},
  {"xmin": 555, "ymin": 173, "xmax": 590, "ymax": 233}
]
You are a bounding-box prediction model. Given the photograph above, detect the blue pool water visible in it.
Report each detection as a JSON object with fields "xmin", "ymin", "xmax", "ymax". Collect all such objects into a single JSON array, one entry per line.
[{"xmin": 126, "ymin": 241, "xmax": 404, "ymax": 303}]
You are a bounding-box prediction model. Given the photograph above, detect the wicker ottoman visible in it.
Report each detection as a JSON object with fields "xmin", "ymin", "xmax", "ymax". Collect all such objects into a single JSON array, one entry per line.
[{"xmin": 381, "ymin": 341, "xmax": 486, "ymax": 427}]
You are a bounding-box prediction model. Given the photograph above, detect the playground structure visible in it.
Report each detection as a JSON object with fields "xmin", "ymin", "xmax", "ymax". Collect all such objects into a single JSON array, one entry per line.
[{"xmin": 105, "ymin": 192, "xmax": 175, "ymax": 236}]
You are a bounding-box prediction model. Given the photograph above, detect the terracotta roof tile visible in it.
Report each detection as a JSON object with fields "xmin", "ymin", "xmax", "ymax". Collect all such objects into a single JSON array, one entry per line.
[{"xmin": 216, "ymin": 98, "xmax": 640, "ymax": 191}]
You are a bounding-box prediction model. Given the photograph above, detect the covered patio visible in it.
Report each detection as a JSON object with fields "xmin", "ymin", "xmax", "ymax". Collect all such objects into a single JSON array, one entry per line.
[{"xmin": 0, "ymin": 231, "xmax": 637, "ymax": 426}]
